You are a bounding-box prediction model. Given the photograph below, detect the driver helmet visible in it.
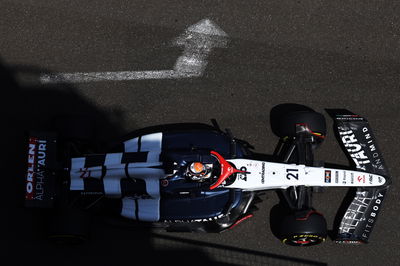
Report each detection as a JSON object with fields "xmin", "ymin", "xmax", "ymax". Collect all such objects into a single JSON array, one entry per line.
[
  {"xmin": 189, "ymin": 162, "xmax": 206, "ymax": 175},
  {"xmin": 187, "ymin": 162, "xmax": 213, "ymax": 181}
]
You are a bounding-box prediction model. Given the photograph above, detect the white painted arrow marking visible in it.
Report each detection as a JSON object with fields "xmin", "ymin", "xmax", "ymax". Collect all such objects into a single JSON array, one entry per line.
[
  {"xmin": 173, "ymin": 19, "xmax": 228, "ymax": 77},
  {"xmin": 40, "ymin": 19, "xmax": 228, "ymax": 84}
]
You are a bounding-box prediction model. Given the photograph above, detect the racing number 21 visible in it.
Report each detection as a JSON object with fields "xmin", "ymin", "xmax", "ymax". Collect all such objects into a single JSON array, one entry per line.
[{"xmin": 286, "ymin": 169, "xmax": 299, "ymax": 180}]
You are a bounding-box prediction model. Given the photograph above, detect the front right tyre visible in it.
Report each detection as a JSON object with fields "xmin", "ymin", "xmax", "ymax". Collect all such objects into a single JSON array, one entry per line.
[{"xmin": 271, "ymin": 206, "xmax": 327, "ymax": 246}]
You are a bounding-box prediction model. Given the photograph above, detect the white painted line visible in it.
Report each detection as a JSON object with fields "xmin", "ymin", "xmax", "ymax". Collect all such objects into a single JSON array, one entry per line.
[
  {"xmin": 40, "ymin": 19, "xmax": 229, "ymax": 84},
  {"xmin": 185, "ymin": 19, "xmax": 228, "ymax": 37},
  {"xmin": 173, "ymin": 19, "xmax": 229, "ymax": 76},
  {"xmin": 40, "ymin": 70, "xmax": 184, "ymax": 84}
]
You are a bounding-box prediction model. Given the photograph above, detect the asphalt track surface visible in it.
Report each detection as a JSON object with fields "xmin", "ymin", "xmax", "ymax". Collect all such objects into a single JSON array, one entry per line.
[{"xmin": 2, "ymin": 1, "xmax": 400, "ymax": 265}]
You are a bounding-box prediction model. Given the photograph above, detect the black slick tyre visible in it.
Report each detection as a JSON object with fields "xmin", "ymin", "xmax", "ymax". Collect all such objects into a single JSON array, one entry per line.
[
  {"xmin": 48, "ymin": 208, "xmax": 91, "ymax": 244},
  {"xmin": 270, "ymin": 104, "xmax": 326, "ymax": 139},
  {"xmin": 277, "ymin": 209, "xmax": 327, "ymax": 247}
]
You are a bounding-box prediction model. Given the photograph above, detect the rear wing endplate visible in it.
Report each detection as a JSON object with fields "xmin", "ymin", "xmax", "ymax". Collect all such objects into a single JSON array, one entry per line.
[
  {"xmin": 25, "ymin": 131, "xmax": 58, "ymax": 208},
  {"xmin": 326, "ymin": 109, "xmax": 391, "ymax": 243}
]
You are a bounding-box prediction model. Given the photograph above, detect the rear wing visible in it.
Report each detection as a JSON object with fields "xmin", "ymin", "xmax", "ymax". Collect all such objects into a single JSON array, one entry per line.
[
  {"xmin": 25, "ymin": 131, "xmax": 58, "ymax": 208},
  {"xmin": 326, "ymin": 109, "xmax": 391, "ymax": 244}
]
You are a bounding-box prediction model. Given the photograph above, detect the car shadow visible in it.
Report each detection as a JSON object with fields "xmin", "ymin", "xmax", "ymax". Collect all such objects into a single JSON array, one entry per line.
[
  {"xmin": 1, "ymin": 59, "xmax": 233, "ymax": 265},
  {"xmin": 2, "ymin": 59, "xmax": 326, "ymax": 265}
]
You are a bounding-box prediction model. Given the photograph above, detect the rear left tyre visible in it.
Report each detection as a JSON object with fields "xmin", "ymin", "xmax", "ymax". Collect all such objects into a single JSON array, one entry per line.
[{"xmin": 48, "ymin": 207, "xmax": 91, "ymax": 244}]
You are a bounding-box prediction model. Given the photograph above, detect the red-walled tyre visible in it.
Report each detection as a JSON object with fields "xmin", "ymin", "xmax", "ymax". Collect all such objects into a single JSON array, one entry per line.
[{"xmin": 277, "ymin": 209, "xmax": 327, "ymax": 247}]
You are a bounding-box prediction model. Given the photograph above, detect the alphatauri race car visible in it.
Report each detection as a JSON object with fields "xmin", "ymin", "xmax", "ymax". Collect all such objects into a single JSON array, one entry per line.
[{"xmin": 25, "ymin": 104, "xmax": 390, "ymax": 246}]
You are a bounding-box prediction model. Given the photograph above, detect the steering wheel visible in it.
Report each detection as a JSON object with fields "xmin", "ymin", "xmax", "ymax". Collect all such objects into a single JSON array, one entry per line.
[{"xmin": 209, "ymin": 151, "xmax": 246, "ymax": 190}]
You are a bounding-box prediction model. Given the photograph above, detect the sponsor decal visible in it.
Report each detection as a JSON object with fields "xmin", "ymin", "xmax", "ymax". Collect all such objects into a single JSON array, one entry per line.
[
  {"xmin": 362, "ymin": 127, "xmax": 386, "ymax": 172},
  {"xmin": 335, "ymin": 240, "xmax": 363, "ymax": 244},
  {"xmin": 339, "ymin": 190, "xmax": 386, "ymax": 241},
  {"xmin": 338, "ymin": 125, "xmax": 387, "ymax": 175},
  {"xmin": 342, "ymin": 171, "xmax": 347, "ymax": 185},
  {"xmin": 361, "ymin": 192, "xmax": 385, "ymax": 239},
  {"xmin": 369, "ymin": 175, "xmax": 373, "ymax": 185},
  {"xmin": 80, "ymin": 191, "xmax": 103, "ymax": 195},
  {"xmin": 357, "ymin": 175, "xmax": 365, "ymax": 184},
  {"xmin": 350, "ymin": 173, "xmax": 354, "ymax": 184},
  {"xmin": 339, "ymin": 191, "xmax": 371, "ymax": 234},
  {"xmin": 324, "ymin": 170, "xmax": 331, "ymax": 183},
  {"xmin": 26, "ymin": 137, "xmax": 37, "ymax": 200},
  {"xmin": 26, "ymin": 137, "xmax": 47, "ymax": 200},
  {"xmin": 335, "ymin": 171, "xmax": 339, "ymax": 183},
  {"xmin": 238, "ymin": 166, "xmax": 248, "ymax": 181},
  {"xmin": 339, "ymin": 128, "xmax": 371, "ymax": 170},
  {"xmin": 336, "ymin": 115, "xmax": 364, "ymax": 121},
  {"xmin": 260, "ymin": 163, "xmax": 265, "ymax": 184},
  {"xmin": 246, "ymin": 162, "xmax": 257, "ymax": 167},
  {"xmin": 163, "ymin": 213, "xmax": 224, "ymax": 223}
]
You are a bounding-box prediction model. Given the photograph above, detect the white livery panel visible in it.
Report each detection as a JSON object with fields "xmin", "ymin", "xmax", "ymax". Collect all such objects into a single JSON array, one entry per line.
[{"xmin": 225, "ymin": 159, "xmax": 387, "ymax": 190}]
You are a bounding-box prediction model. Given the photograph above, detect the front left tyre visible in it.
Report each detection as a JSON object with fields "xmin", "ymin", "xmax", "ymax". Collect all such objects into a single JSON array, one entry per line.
[{"xmin": 270, "ymin": 103, "xmax": 326, "ymax": 140}]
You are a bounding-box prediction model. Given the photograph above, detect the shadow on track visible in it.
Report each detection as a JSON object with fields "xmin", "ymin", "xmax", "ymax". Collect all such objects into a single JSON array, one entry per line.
[{"xmin": 2, "ymin": 59, "xmax": 326, "ymax": 265}]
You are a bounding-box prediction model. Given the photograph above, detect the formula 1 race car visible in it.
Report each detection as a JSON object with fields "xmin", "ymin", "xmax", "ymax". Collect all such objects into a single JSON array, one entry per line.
[{"xmin": 24, "ymin": 104, "xmax": 390, "ymax": 246}]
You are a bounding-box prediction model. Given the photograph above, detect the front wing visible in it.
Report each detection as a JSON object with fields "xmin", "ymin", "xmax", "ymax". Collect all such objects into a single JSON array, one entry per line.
[{"xmin": 327, "ymin": 109, "xmax": 391, "ymax": 243}]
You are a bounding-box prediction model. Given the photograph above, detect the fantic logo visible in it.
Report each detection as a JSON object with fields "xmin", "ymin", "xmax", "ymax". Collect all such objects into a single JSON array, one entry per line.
[{"xmin": 339, "ymin": 128, "xmax": 371, "ymax": 170}]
